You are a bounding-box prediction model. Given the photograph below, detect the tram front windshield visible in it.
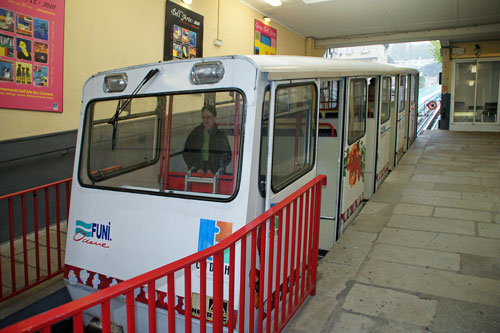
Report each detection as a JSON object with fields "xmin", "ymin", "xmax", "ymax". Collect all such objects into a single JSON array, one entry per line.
[{"xmin": 79, "ymin": 91, "xmax": 244, "ymax": 199}]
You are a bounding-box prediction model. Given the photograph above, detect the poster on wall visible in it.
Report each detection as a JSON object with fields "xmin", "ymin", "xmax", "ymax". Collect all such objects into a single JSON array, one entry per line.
[
  {"xmin": 254, "ymin": 20, "xmax": 276, "ymax": 55},
  {"xmin": 0, "ymin": 0, "xmax": 64, "ymax": 113},
  {"xmin": 164, "ymin": 1, "xmax": 203, "ymax": 61}
]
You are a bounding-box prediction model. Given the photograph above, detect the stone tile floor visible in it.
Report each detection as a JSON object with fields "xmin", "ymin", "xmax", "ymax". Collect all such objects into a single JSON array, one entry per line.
[
  {"xmin": 0, "ymin": 222, "xmax": 67, "ymax": 299},
  {"xmin": 285, "ymin": 130, "xmax": 500, "ymax": 333}
]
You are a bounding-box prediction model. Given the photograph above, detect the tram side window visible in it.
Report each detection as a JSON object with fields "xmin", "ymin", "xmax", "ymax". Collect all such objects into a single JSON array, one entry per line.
[
  {"xmin": 348, "ymin": 79, "xmax": 367, "ymax": 145},
  {"xmin": 390, "ymin": 76, "xmax": 397, "ymax": 117},
  {"xmin": 80, "ymin": 91, "xmax": 244, "ymax": 199},
  {"xmin": 319, "ymin": 80, "xmax": 339, "ymax": 117},
  {"xmin": 260, "ymin": 84, "xmax": 317, "ymax": 194},
  {"xmin": 399, "ymin": 75, "xmax": 407, "ymax": 112},
  {"xmin": 381, "ymin": 77, "xmax": 391, "ymax": 123}
]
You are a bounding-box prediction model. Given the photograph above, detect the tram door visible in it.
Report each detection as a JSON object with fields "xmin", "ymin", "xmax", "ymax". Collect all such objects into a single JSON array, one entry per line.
[
  {"xmin": 338, "ymin": 78, "xmax": 368, "ymax": 238},
  {"xmin": 261, "ymin": 81, "xmax": 319, "ymax": 210},
  {"xmin": 363, "ymin": 77, "xmax": 380, "ymax": 199},
  {"xmin": 317, "ymin": 79, "xmax": 344, "ymax": 250},
  {"xmin": 389, "ymin": 76, "xmax": 398, "ymax": 169},
  {"xmin": 408, "ymin": 74, "xmax": 418, "ymax": 147},
  {"xmin": 395, "ymin": 75, "xmax": 408, "ymax": 163},
  {"xmin": 403, "ymin": 75, "xmax": 411, "ymax": 153},
  {"xmin": 375, "ymin": 77, "xmax": 393, "ymax": 191}
]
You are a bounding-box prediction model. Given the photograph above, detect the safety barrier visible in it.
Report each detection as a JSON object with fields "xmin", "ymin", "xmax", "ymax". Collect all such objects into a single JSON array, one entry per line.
[
  {"xmin": 2, "ymin": 175, "xmax": 326, "ymax": 333},
  {"xmin": 0, "ymin": 178, "xmax": 71, "ymax": 303}
]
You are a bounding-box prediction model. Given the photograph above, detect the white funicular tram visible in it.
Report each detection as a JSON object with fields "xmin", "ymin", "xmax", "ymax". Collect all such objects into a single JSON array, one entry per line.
[{"xmin": 65, "ymin": 55, "xmax": 417, "ymax": 331}]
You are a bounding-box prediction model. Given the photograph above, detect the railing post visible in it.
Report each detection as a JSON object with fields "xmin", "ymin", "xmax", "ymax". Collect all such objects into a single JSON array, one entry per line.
[
  {"xmin": 33, "ymin": 190, "xmax": 40, "ymax": 281},
  {"xmin": 200, "ymin": 259, "xmax": 207, "ymax": 333},
  {"xmin": 311, "ymin": 182, "xmax": 323, "ymax": 296},
  {"xmin": 213, "ymin": 251, "xmax": 224, "ymax": 333},
  {"xmin": 148, "ymin": 282, "xmax": 157, "ymax": 333},
  {"xmin": 238, "ymin": 236, "xmax": 247, "ymax": 333},
  {"xmin": 22, "ymin": 194, "xmax": 28, "ymax": 287},
  {"xmin": 228, "ymin": 244, "xmax": 235, "ymax": 333},
  {"xmin": 126, "ymin": 291, "xmax": 136, "ymax": 333},
  {"xmin": 8, "ymin": 198, "xmax": 16, "ymax": 293},
  {"xmin": 167, "ymin": 273, "xmax": 175, "ymax": 333},
  {"xmin": 184, "ymin": 267, "xmax": 192, "ymax": 333},
  {"xmin": 44, "ymin": 188, "xmax": 51, "ymax": 275}
]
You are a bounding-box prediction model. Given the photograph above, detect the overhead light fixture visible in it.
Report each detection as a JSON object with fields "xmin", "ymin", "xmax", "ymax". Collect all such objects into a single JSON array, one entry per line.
[
  {"xmin": 303, "ymin": 0, "xmax": 331, "ymax": 3},
  {"xmin": 265, "ymin": 0, "xmax": 282, "ymax": 6},
  {"xmin": 182, "ymin": 0, "xmax": 192, "ymax": 4},
  {"xmin": 263, "ymin": 16, "xmax": 271, "ymax": 23}
]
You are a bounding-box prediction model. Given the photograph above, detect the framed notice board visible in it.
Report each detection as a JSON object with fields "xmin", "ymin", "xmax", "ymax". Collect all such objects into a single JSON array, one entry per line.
[{"xmin": 0, "ymin": 0, "xmax": 64, "ymax": 112}]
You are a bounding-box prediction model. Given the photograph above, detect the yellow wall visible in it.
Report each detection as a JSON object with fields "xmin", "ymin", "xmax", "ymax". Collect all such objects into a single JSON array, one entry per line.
[
  {"xmin": 442, "ymin": 39, "xmax": 500, "ymax": 94},
  {"xmin": 0, "ymin": 0, "xmax": 306, "ymax": 141}
]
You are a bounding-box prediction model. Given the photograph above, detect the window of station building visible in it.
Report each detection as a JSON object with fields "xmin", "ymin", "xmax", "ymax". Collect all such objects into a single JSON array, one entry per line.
[
  {"xmin": 259, "ymin": 83, "xmax": 317, "ymax": 194},
  {"xmin": 453, "ymin": 60, "xmax": 499, "ymax": 124},
  {"xmin": 79, "ymin": 91, "xmax": 244, "ymax": 199},
  {"xmin": 348, "ymin": 79, "xmax": 367, "ymax": 145},
  {"xmin": 380, "ymin": 77, "xmax": 391, "ymax": 124}
]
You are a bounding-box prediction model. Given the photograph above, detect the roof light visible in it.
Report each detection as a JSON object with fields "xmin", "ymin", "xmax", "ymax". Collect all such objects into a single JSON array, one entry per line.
[
  {"xmin": 191, "ymin": 61, "xmax": 225, "ymax": 84},
  {"xmin": 104, "ymin": 73, "xmax": 128, "ymax": 93}
]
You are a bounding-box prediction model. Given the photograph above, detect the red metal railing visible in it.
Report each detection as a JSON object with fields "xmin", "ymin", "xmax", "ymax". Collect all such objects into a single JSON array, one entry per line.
[
  {"xmin": 0, "ymin": 178, "xmax": 72, "ymax": 303},
  {"xmin": 2, "ymin": 175, "xmax": 326, "ymax": 333}
]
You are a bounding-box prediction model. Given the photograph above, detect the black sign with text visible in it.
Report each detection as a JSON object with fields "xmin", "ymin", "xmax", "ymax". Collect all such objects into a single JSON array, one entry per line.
[{"xmin": 164, "ymin": 1, "xmax": 203, "ymax": 61}]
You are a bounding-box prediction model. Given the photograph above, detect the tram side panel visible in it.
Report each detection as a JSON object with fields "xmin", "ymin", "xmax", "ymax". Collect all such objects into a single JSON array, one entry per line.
[{"xmin": 317, "ymin": 128, "xmax": 340, "ymax": 250}]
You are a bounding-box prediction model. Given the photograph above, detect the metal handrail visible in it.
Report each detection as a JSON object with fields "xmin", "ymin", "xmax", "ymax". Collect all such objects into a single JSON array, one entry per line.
[
  {"xmin": 0, "ymin": 178, "xmax": 72, "ymax": 303},
  {"xmin": 2, "ymin": 175, "xmax": 326, "ymax": 333}
]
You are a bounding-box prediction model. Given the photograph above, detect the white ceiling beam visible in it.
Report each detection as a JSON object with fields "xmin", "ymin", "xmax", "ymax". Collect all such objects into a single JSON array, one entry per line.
[{"xmin": 314, "ymin": 23, "xmax": 500, "ymax": 49}]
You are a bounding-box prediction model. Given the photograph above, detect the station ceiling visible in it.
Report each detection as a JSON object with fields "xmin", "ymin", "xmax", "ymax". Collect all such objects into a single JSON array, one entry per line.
[{"xmin": 240, "ymin": 0, "xmax": 500, "ymax": 48}]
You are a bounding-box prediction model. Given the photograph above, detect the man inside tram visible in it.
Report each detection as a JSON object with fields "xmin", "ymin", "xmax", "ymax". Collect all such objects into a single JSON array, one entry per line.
[{"xmin": 183, "ymin": 105, "xmax": 231, "ymax": 175}]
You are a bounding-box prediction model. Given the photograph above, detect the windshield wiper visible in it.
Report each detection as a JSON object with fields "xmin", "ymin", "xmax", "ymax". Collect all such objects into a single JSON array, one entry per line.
[{"xmin": 108, "ymin": 68, "xmax": 160, "ymax": 150}]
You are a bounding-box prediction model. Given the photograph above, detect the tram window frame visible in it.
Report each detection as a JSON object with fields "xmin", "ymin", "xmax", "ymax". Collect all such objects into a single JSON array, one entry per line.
[
  {"xmin": 380, "ymin": 77, "xmax": 391, "ymax": 124},
  {"xmin": 82, "ymin": 96, "xmax": 163, "ymax": 183},
  {"xmin": 79, "ymin": 90, "xmax": 245, "ymax": 201},
  {"xmin": 259, "ymin": 83, "xmax": 317, "ymax": 195},
  {"xmin": 347, "ymin": 78, "xmax": 367, "ymax": 145}
]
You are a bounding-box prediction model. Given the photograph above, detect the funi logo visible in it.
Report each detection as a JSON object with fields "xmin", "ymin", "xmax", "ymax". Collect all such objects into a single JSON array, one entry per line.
[
  {"xmin": 198, "ymin": 219, "xmax": 233, "ymax": 263},
  {"xmin": 73, "ymin": 220, "xmax": 112, "ymax": 248}
]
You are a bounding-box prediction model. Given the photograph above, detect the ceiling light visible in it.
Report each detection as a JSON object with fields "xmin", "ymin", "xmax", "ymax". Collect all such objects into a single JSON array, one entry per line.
[
  {"xmin": 265, "ymin": 0, "xmax": 282, "ymax": 6},
  {"xmin": 182, "ymin": 0, "xmax": 192, "ymax": 4},
  {"xmin": 303, "ymin": 0, "xmax": 331, "ymax": 3},
  {"xmin": 263, "ymin": 16, "xmax": 271, "ymax": 22}
]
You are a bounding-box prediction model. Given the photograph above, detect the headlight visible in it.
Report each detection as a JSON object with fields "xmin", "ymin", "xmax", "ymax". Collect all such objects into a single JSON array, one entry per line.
[
  {"xmin": 104, "ymin": 73, "xmax": 128, "ymax": 93},
  {"xmin": 191, "ymin": 61, "xmax": 224, "ymax": 84}
]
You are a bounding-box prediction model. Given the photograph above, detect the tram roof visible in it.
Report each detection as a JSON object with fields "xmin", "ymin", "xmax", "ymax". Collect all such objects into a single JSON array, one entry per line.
[{"xmin": 240, "ymin": 55, "xmax": 418, "ymax": 80}]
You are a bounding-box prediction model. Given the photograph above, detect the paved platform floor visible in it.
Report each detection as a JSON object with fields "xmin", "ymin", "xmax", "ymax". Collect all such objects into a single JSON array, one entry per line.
[{"xmin": 285, "ymin": 130, "xmax": 500, "ymax": 332}]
